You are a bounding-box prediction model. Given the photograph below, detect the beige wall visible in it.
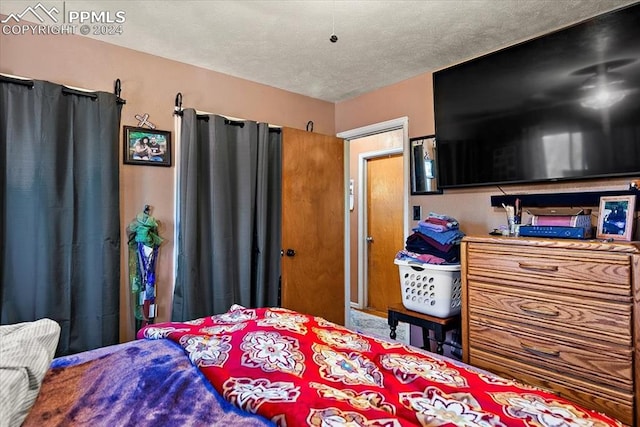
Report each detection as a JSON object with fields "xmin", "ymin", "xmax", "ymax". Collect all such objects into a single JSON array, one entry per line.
[
  {"xmin": 336, "ymin": 73, "xmax": 434, "ymax": 139},
  {"xmin": 336, "ymin": 72, "xmax": 639, "ymax": 238},
  {"xmin": 2, "ymin": 24, "xmax": 638, "ymax": 342},
  {"xmin": 1, "ymin": 29, "xmax": 335, "ymax": 341}
]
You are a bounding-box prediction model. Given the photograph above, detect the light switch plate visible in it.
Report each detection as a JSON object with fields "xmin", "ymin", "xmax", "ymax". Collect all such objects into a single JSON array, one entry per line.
[{"xmin": 413, "ymin": 205, "xmax": 421, "ymax": 220}]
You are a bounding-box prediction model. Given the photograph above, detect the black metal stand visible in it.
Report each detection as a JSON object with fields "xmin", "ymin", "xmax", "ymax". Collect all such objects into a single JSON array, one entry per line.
[
  {"xmin": 387, "ymin": 303, "xmax": 460, "ymax": 357},
  {"xmin": 491, "ymin": 188, "xmax": 640, "ymax": 211}
]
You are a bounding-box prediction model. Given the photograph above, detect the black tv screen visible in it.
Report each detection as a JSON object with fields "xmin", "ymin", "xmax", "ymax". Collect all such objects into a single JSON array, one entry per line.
[{"xmin": 434, "ymin": 4, "xmax": 640, "ymax": 189}]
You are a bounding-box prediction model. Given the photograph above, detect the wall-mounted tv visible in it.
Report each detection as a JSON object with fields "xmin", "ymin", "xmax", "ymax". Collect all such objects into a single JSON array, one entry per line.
[{"xmin": 434, "ymin": 4, "xmax": 640, "ymax": 189}]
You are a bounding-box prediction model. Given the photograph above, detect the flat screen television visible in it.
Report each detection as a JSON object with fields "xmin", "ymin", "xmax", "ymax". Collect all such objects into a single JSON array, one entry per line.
[{"xmin": 434, "ymin": 3, "xmax": 640, "ymax": 189}]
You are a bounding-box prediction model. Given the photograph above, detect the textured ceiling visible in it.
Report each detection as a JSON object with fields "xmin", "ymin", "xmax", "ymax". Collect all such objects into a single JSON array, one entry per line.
[{"xmin": 2, "ymin": 0, "xmax": 638, "ymax": 102}]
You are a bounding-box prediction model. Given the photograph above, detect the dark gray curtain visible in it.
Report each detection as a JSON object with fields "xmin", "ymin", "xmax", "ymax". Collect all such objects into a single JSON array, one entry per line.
[
  {"xmin": 172, "ymin": 110, "xmax": 281, "ymax": 321},
  {"xmin": 0, "ymin": 79, "xmax": 121, "ymax": 356}
]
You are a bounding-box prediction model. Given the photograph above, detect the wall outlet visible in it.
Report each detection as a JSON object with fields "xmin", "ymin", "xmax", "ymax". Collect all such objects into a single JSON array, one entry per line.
[{"xmin": 413, "ymin": 205, "xmax": 422, "ymax": 220}]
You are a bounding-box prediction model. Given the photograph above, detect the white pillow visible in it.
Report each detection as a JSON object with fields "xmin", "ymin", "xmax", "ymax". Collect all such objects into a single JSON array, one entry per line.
[{"xmin": 0, "ymin": 318, "xmax": 60, "ymax": 427}]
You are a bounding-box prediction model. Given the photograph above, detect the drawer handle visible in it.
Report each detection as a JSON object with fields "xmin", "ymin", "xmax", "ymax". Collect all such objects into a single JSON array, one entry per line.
[
  {"xmin": 521, "ymin": 343, "xmax": 560, "ymax": 358},
  {"xmin": 519, "ymin": 304, "xmax": 560, "ymax": 318},
  {"xmin": 518, "ymin": 262, "xmax": 559, "ymax": 272}
]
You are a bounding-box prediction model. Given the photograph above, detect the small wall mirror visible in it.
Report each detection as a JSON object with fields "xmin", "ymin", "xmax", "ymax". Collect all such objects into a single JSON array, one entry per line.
[{"xmin": 410, "ymin": 135, "xmax": 442, "ymax": 195}]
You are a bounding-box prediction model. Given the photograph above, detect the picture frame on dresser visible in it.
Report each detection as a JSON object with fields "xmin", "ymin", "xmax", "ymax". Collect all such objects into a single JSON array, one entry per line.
[{"xmin": 596, "ymin": 195, "xmax": 636, "ymax": 241}]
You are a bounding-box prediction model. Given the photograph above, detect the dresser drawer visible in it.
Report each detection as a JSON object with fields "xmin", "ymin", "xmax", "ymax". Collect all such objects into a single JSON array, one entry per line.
[
  {"xmin": 466, "ymin": 243, "xmax": 631, "ymax": 298},
  {"xmin": 467, "ymin": 280, "xmax": 632, "ymax": 346},
  {"xmin": 461, "ymin": 237, "xmax": 640, "ymax": 426},
  {"xmin": 468, "ymin": 348, "xmax": 635, "ymax": 426},
  {"xmin": 468, "ymin": 319, "xmax": 633, "ymax": 390}
]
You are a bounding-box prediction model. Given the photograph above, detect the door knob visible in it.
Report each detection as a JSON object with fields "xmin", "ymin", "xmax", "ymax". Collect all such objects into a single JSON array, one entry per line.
[
  {"xmin": 285, "ymin": 249, "xmax": 296, "ymax": 257},
  {"xmin": 366, "ymin": 236, "xmax": 374, "ymax": 243}
]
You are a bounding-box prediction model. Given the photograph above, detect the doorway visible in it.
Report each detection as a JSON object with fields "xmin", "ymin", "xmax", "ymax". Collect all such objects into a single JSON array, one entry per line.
[
  {"xmin": 338, "ymin": 118, "xmax": 408, "ymax": 330},
  {"xmin": 364, "ymin": 152, "xmax": 404, "ymax": 315}
]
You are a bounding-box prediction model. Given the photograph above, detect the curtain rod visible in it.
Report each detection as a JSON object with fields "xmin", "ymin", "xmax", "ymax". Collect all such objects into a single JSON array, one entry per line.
[
  {"xmin": 114, "ymin": 79, "xmax": 126, "ymax": 105},
  {"xmin": 0, "ymin": 73, "xmax": 126, "ymax": 104},
  {"xmin": 175, "ymin": 92, "xmax": 183, "ymax": 113},
  {"xmin": 193, "ymin": 115, "xmax": 246, "ymax": 128},
  {"xmin": 0, "ymin": 74, "xmax": 34, "ymax": 88},
  {"xmin": 0, "ymin": 73, "xmax": 127, "ymax": 104},
  {"xmin": 197, "ymin": 115, "xmax": 279, "ymax": 132},
  {"xmin": 225, "ymin": 119, "xmax": 245, "ymax": 127},
  {"xmin": 62, "ymin": 86, "xmax": 98, "ymax": 100},
  {"xmin": 174, "ymin": 91, "xmax": 281, "ymax": 132}
]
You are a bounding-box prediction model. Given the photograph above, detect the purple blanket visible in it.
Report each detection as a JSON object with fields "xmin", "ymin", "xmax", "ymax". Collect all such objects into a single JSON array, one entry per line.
[{"xmin": 23, "ymin": 339, "xmax": 273, "ymax": 426}]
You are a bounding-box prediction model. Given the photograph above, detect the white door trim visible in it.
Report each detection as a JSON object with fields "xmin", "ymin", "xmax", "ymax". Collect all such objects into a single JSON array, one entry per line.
[
  {"xmin": 338, "ymin": 117, "xmax": 408, "ymax": 140},
  {"xmin": 337, "ymin": 117, "xmax": 409, "ymax": 315}
]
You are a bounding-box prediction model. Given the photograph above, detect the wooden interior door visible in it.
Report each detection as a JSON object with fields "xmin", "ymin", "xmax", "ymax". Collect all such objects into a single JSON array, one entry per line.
[
  {"xmin": 281, "ymin": 127, "xmax": 345, "ymax": 325},
  {"xmin": 366, "ymin": 154, "xmax": 404, "ymax": 314}
]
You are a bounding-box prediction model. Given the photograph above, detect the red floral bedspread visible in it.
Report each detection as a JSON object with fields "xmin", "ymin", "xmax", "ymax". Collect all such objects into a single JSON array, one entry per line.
[{"xmin": 138, "ymin": 306, "xmax": 623, "ymax": 427}]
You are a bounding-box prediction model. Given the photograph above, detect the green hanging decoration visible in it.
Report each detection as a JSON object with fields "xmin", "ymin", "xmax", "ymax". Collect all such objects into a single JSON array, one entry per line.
[{"xmin": 128, "ymin": 205, "xmax": 163, "ymax": 331}]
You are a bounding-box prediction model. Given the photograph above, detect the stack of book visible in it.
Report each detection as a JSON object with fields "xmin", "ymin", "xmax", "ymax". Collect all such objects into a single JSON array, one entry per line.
[{"xmin": 519, "ymin": 209, "xmax": 593, "ymax": 239}]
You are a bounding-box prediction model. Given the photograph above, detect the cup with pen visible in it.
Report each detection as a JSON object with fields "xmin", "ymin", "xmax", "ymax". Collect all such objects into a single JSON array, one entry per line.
[{"xmin": 503, "ymin": 199, "xmax": 522, "ymax": 236}]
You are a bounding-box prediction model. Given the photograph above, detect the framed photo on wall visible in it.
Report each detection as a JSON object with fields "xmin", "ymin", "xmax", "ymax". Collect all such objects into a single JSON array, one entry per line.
[
  {"xmin": 123, "ymin": 126, "xmax": 171, "ymax": 167},
  {"xmin": 596, "ymin": 195, "xmax": 636, "ymax": 241},
  {"xmin": 410, "ymin": 135, "xmax": 442, "ymax": 195}
]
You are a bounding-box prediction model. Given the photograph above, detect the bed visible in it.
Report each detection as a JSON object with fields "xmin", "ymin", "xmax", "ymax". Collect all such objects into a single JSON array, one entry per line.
[{"xmin": 13, "ymin": 305, "xmax": 625, "ymax": 426}]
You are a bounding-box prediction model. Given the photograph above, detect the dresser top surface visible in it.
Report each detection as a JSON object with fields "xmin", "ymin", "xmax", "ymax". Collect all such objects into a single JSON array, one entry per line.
[{"xmin": 463, "ymin": 235, "xmax": 640, "ymax": 254}]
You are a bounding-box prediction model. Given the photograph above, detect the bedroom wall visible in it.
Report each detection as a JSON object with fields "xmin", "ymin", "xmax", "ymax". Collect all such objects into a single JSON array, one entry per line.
[
  {"xmin": 0, "ymin": 28, "xmax": 335, "ymax": 342},
  {"xmin": 2, "ymin": 21, "xmax": 638, "ymax": 345},
  {"xmin": 335, "ymin": 70, "xmax": 639, "ymax": 238},
  {"xmin": 336, "ymin": 68, "xmax": 639, "ymax": 350}
]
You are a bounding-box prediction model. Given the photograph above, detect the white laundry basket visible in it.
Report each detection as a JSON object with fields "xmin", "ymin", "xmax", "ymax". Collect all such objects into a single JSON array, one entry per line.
[{"xmin": 394, "ymin": 259, "xmax": 461, "ymax": 318}]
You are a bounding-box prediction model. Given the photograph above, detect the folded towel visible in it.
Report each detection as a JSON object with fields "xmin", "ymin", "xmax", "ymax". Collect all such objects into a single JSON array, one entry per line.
[
  {"xmin": 428, "ymin": 212, "xmax": 458, "ymax": 223},
  {"xmin": 406, "ymin": 232, "xmax": 454, "ymax": 253},
  {"xmin": 424, "ymin": 212, "xmax": 459, "ymax": 229},
  {"xmin": 418, "ymin": 221, "xmax": 448, "ymax": 233},
  {"xmin": 405, "ymin": 243, "xmax": 460, "ymax": 264},
  {"xmin": 424, "ymin": 217, "xmax": 456, "ymax": 228},
  {"xmin": 395, "ymin": 249, "xmax": 446, "ymax": 265},
  {"xmin": 413, "ymin": 225, "xmax": 465, "ymax": 246}
]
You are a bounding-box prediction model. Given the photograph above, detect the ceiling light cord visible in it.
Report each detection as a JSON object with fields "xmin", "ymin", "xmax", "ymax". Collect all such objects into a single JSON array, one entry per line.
[{"xmin": 330, "ymin": 0, "xmax": 338, "ymax": 43}]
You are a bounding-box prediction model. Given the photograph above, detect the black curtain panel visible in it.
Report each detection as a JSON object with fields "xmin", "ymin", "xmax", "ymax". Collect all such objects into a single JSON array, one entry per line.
[
  {"xmin": 0, "ymin": 79, "xmax": 121, "ymax": 356},
  {"xmin": 172, "ymin": 110, "xmax": 281, "ymax": 321}
]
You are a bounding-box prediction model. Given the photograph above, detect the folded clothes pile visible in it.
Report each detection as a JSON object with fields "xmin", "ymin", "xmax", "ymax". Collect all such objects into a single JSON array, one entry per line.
[{"xmin": 396, "ymin": 212, "xmax": 464, "ymax": 264}]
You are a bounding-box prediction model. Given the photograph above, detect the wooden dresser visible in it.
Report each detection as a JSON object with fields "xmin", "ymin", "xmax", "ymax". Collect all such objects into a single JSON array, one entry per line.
[{"xmin": 461, "ymin": 236, "xmax": 639, "ymax": 426}]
